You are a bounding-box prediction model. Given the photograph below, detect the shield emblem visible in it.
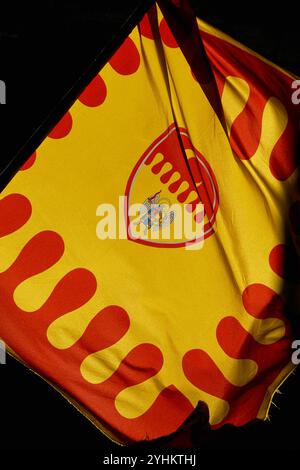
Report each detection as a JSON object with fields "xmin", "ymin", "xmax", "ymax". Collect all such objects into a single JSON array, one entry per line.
[{"xmin": 125, "ymin": 123, "xmax": 219, "ymax": 248}]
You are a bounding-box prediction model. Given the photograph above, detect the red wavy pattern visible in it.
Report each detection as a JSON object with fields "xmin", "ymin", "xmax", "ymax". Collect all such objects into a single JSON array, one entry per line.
[
  {"xmin": 0, "ymin": 193, "xmax": 194, "ymax": 442},
  {"xmin": 200, "ymin": 30, "xmax": 300, "ymax": 180},
  {"xmin": 183, "ymin": 283, "xmax": 292, "ymax": 427},
  {"xmin": 3, "ymin": 5, "xmax": 298, "ymax": 439},
  {"xmin": 137, "ymin": 6, "xmax": 299, "ymax": 182}
]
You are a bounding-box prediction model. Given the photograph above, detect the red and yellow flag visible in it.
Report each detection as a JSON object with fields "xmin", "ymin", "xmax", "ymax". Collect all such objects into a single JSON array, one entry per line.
[{"xmin": 0, "ymin": 0, "xmax": 299, "ymax": 444}]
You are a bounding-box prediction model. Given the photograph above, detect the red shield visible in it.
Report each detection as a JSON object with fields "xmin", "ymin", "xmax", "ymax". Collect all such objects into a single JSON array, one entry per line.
[{"xmin": 125, "ymin": 123, "xmax": 219, "ymax": 248}]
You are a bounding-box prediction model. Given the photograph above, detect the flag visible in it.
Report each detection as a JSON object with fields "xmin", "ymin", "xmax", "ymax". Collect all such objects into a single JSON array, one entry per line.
[{"xmin": 0, "ymin": 0, "xmax": 299, "ymax": 444}]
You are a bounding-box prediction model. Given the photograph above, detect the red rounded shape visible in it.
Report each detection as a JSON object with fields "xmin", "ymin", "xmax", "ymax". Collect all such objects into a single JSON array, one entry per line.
[
  {"xmin": 79, "ymin": 306, "xmax": 130, "ymax": 353},
  {"xmin": 269, "ymin": 243, "xmax": 299, "ymax": 282},
  {"xmin": 159, "ymin": 18, "xmax": 178, "ymax": 48},
  {"xmin": 269, "ymin": 123, "xmax": 297, "ymax": 181},
  {"xmin": 139, "ymin": 13, "xmax": 154, "ymax": 39},
  {"xmin": 269, "ymin": 244, "xmax": 285, "ymax": 278},
  {"xmin": 0, "ymin": 194, "xmax": 32, "ymax": 237},
  {"xmin": 48, "ymin": 111, "xmax": 73, "ymax": 139},
  {"xmin": 109, "ymin": 37, "xmax": 140, "ymax": 75},
  {"xmin": 79, "ymin": 75, "xmax": 107, "ymax": 107},
  {"xmin": 242, "ymin": 283, "xmax": 283, "ymax": 319},
  {"xmin": 20, "ymin": 152, "xmax": 36, "ymax": 171}
]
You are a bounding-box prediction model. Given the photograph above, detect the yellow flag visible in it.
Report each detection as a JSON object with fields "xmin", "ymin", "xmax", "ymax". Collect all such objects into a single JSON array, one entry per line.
[{"xmin": 0, "ymin": 0, "xmax": 299, "ymax": 444}]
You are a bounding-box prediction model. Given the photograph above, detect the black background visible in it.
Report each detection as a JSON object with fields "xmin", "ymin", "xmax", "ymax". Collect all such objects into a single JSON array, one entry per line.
[{"xmin": 0, "ymin": 0, "xmax": 299, "ymax": 452}]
